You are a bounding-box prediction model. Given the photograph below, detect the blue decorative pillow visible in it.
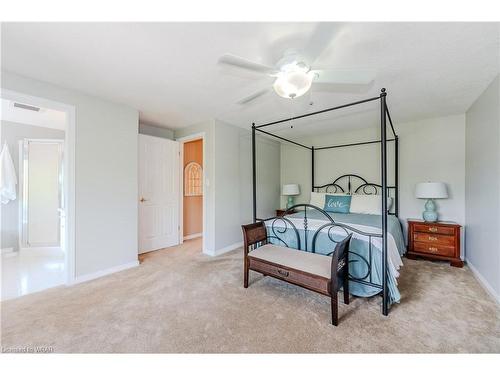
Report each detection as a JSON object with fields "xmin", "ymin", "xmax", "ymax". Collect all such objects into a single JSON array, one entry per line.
[{"xmin": 324, "ymin": 195, "xmax": 352, "ymax": 213}]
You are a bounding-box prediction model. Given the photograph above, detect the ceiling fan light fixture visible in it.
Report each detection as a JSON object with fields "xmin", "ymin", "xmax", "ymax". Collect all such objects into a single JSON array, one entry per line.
[{"xmin": 273, "ymin": 70, "xmax": 314, "ymax": 99}]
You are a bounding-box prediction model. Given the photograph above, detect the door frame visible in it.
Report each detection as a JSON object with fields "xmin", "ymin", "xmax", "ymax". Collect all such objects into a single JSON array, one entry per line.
[
  {"xmin": 0, "ymin": 89, "xmax": 76, "ymax": 284},
  {"xmin": 176, "ymin": 132, "xmax": 206, "ymax": 253}
]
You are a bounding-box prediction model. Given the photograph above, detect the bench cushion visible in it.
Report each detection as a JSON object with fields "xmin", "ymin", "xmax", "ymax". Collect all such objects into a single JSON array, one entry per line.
[{"xmin": 248, "ymin": 244, "xmax": 331, "ymax": 279}]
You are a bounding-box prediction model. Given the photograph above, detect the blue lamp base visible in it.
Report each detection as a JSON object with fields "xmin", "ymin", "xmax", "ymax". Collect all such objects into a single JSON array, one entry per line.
[
  {"xmin": 286, "ymin": 196, "xmax": 295, "ymax": 210},
  {"xmin": 422, "ymin": 198, "xmax": 438, "ymax": 222}
]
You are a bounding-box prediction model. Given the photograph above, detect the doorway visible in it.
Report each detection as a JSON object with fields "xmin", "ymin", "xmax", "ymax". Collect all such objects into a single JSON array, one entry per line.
[
  {"xmin": 182, "ymin": 139, "xmax": 203, "ymax": 241},
  {"xmin": 177, "ymin": 133, "xmax": 205, "ymax": 252},
  {"xmin": 0, "ymin": 90, "xmax": 75, "ymax": 300}
]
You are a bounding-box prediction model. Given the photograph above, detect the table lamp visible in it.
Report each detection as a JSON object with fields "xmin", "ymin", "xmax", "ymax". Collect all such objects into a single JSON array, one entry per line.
[
  {"xmin": 415, "ymin": 182, "xmax": 448, "ymax": 222},
  {"xmin": 282, "ymin": 184, "xmax": 300, "ymax": 209}
]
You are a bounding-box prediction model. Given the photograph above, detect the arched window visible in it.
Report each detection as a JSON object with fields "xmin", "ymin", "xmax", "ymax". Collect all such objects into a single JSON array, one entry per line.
[{"xmin": 184, "ymin": 162, "xmax": 202, "ymax": 196}]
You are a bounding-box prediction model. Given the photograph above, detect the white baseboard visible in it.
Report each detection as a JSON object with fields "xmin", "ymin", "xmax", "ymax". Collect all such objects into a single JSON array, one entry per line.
[
  {"xmin": 204, "ymin": 241, "xmax": 243, "ymax": 257},
  {"xmin": 183, "ymin": 233, "xmax": 202, "ymax": 241},
  {"xmin": 72, "ymin": 260, "xmax": 139, "ymax": 285},
  {"xmin": 466, "ymin": 258, "xmax": 500, "ymax": 305}
]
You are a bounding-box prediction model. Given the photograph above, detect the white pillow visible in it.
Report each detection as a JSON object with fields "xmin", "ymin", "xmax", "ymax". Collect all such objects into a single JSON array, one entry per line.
[
  {"xmin": 309, "ymin": 191, "xmax": 326, "ymax": 208},
  {"xmin": 350, "ymin": 195, "xmax": 393, "ymax": 215},
  {"xmin": 309, "ymin": 191, "xmax": 348, "ymax": 209}
]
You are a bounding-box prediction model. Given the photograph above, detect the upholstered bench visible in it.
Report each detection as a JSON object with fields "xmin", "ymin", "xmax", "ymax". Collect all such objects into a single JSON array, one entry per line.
[{"xmin": 242, "ymin": 221, "xmax": 352, "ymax": 326}]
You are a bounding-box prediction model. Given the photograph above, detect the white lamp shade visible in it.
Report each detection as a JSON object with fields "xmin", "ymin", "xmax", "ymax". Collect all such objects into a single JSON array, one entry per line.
[
  {"xmin": 282, "ymin": 184, "xmax": 300, "ymax": 196},
  {"xmin": 415, "ymin": 182, "xmax": 448, "ymax": 199}
]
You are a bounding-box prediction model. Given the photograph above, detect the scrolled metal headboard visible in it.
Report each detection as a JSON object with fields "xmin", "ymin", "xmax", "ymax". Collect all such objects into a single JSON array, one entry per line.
[
  {"xmin": 313, "ymin": 174, "xmax": 396, "ymax": 214},
  {"xmin": 314, "ymin": 174, "xmax": 395, "ymax": 196}
]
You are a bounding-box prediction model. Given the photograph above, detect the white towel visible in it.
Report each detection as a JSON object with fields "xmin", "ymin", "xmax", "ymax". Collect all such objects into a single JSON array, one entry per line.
[{"xmin": 0, "ymin": 143, "xmax": 17, "ymax": 204}]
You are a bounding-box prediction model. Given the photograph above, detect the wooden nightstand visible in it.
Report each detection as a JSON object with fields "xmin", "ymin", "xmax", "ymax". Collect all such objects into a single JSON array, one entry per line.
[
  {"xmin": 407, "ymin": 219, "xmax": 463, "ymax": 267},
  {"xmin": 276, "ymin": 208, "xmax": 296, "ymax": 217}
]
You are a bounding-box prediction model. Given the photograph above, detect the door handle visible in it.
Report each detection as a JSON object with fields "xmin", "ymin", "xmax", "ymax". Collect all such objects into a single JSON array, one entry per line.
[
  {"xmin": 277, "ymin": 269, "xmax": 289, "ymax": 277},
  {"xmin": 140, "ymin": 197, "xmax": 148, "ymax": 202}
]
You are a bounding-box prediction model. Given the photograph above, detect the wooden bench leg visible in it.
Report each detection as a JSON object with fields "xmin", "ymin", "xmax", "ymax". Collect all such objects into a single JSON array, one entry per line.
[
  {"xmin": 343, "ymin": 278, "xmax": 349, "ymax": 305},
  {"xmin": 244, "ymin": 258, "xmax": 249, "ymax": 288},
  {"xmin": 331, "ymin": 293, "xmax": 338, "ymax": 326}
]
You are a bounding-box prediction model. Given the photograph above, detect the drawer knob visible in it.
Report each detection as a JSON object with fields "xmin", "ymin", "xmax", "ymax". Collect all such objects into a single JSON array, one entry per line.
[
  {"xmin": 429, "ymin": 236, "xmax": 438, "ymax": 241},
  {"xmin": 277, "ymin": 269, "xmax": 289, "ymax": 277},
  {"xmin": 429, "ymin": 227, "xmax": 438, "ymax": 232},
  {"xmin": 429, "ymin": 246, "xmax": 438, "ymax": 252}
]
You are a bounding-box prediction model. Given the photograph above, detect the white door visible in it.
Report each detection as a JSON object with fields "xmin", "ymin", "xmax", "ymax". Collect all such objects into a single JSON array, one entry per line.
[
  {"xmin": 22, "ymin": 139, "xmax": 63, "ymax": 247},
  {"xmin": 138, "ymin": 135, "xmax": 180, "ymax": 254}
]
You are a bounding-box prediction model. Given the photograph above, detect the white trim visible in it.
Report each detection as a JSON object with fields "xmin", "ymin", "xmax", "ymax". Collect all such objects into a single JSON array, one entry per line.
[
  {"xmin": 183, "ymin": 232, "xmax": 202, "ymax": 240},
  {"xmin": 176, "ymin": 132, "xmax": 207, "ymax": 254},
  {"xmin": 466, "ymin": 258, "xmax": 500, "ymax": 305},
  {"xmin": 72, "ymin": 260, "xmax": 139, "ymax": 285},
  {"xmin": 205, "ymin": 241, "xmax": 243, "ymax": 257},
  {"xmin": 0, "ymin": 89, "xmax": 76, "ymax": 285},
  {"xmin": 1, "ymin": 247, "xmax": 15, "ymax": 255}
]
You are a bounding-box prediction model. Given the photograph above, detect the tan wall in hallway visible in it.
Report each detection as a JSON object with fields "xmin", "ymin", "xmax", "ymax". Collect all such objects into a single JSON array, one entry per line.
[{"xmin": 183, "ymin": 139, "xmax": 203, "ymax": 237}]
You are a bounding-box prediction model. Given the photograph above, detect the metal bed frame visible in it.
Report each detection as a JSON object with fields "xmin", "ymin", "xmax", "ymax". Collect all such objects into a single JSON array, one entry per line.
[{"xmin": 250, "ymin": 88, "xmax": 398, "ymax": 316}]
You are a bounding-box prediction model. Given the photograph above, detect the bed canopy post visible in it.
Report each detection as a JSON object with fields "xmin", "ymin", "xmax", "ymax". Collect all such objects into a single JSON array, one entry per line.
[
  {"xmin": 395, "ymin": 135, "xmax": 399, "ymax": 217},
  {"xmin": 251, "ymin": 89, "xmax": 398, "ymax": 318},
  {"xmin": 311, "ymin": 146, "xmax": 315, "ymax": 192},
  {"xmin": 380, "ymin": 88, "xmax": 389, "ymax": 316},
  {"xmin": 252, "ymin": 123, "xmax": 257, "ymax": 223}
]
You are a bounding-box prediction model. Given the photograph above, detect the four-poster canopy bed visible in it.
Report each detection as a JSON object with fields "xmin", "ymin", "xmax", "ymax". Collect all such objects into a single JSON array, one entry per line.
[{"xmin": 245, "ymin": 88, "xmax": 401, "ymax": 321}]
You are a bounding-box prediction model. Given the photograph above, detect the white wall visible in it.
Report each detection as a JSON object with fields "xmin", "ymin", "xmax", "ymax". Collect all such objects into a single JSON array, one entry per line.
[
  {"xmin": 213, "ymin": 121, "xmax": 241, "ymax": 251},
  {"xmin": 175, "ymin": 120, "xmax": 280, "ymax": 255},
  {"xmin": 281, "ymin": 114, "xmax": 466, "ymax": 252},
  {"xmin": 139, "ymin": 123, "xmax": 174, "ymax": 139},
  {"xmin": 2, "ymin": 71, "xmax": 139, "ymax": 278},
  {"xmin": 240, "ymin": 130, "xmax": 281, "ymax": 223},
  {"xmin": 465, "ymin": 75, "xmax": 500, "ymax": 302},
  {"xmin": 280, "ymin": 127, "xmax": 396, "ymax": 206}
]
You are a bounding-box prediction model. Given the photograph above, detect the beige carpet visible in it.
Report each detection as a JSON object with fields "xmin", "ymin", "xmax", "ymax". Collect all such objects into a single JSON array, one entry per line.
[{"xmin": 1, "ymin": 238, "xmax": 499, "ymax": 353}]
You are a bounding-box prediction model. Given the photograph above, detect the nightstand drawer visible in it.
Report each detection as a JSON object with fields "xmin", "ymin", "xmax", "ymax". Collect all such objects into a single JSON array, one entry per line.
[
  {"xmin": 413, "ymin": 223, "xmax": 455, "ymax": 235},
  {"xmin": 413, "ymin": 242, "xmax": 455, "ymax": 257},
  {"xmin": 414, "ymin": 232, "xmax": 455, "ymax": 246}
]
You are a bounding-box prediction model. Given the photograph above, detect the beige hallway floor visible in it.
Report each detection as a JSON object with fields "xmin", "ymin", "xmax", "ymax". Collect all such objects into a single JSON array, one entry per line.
[{"xmin": 1, "ymin": 238, "xmax": 499, "ymax": 353}]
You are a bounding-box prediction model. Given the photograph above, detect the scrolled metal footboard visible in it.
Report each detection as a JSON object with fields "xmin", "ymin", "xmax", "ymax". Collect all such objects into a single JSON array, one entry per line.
[
  {"xmin": 260, "ymin": 204, "xmax": 384, "ymax": 291},
  {"xmin": 267, "ymin": 216, "xmax": 301, "ymax": 249}
]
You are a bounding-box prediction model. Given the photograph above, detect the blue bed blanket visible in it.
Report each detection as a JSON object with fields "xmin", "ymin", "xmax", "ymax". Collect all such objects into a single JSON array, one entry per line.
[{"xmin": 264, "ymin": 210, "xmax": 406, "ymax": 304}]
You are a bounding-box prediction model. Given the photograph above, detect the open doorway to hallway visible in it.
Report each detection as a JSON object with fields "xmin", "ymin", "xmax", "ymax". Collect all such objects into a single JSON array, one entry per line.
[
  {"xmin": 0, "ymin": 91, "xmax": 75, "ymax": 300},
  {"xmin": 177, "ymin": 133, "xmax": 206, "ymax": 252},
  {"xmin": 182, "ymin": 139, "xmax": 203, "ymax": 241}
]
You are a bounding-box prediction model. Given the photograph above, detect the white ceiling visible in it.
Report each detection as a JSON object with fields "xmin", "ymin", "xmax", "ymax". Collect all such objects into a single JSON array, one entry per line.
[
  {"xmin": 1, "ymin": 98, "xmax": 66, "ymax": 131},
  {"xmin": 1, "ymin": 22, "xmax": 498, "ymax": 137}
]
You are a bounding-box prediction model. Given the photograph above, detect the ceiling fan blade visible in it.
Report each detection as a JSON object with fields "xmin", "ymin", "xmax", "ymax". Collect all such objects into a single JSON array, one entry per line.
[
  {"xmin": 218, "ymin": 54, "xmax": 277, "ymax": 75},
  {"xmin": 237, "ymin": 89, "xmax": 270, "ymax": 105},
  {"xmin": 311, "ymin": 69, "xmax": 376, "ymax": 85},
  {"xmin": 302, "ymin": 23, "xmax": 342, "ymax": 65}
]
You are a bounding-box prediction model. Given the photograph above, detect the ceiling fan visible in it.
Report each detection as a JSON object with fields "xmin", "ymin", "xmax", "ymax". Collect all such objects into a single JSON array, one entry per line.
[{"xmin": 218, "ymin": 25, "xmax": 376, "ymax": 104}]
